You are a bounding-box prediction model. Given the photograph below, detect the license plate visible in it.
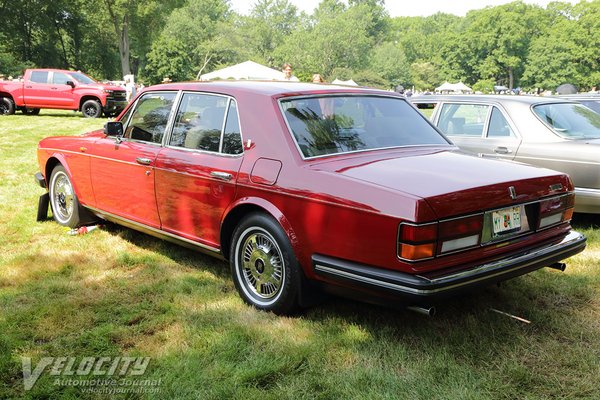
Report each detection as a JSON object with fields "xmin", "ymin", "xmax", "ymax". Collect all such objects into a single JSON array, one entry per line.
[{"xmin": 492, "ymin": 206, "xmax": 522, "ymax": 234}]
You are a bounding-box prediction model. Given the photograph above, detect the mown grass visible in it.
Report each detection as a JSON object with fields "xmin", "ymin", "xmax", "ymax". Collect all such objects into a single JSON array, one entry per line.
[{"xmin": 0, "ymin": 110, "xmax": 599, "ymax": 399}]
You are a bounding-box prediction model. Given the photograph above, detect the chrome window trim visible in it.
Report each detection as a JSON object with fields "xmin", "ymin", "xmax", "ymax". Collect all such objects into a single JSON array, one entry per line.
[
  {"xmin": 163, "ymin": 91, "xmax": 245, "ymax": 158},
  {"xmin": 118, "ymin": 90, "xmax": 180, "ymax": 146},
  {"xmin": 278, "ymin": 93, "xmax": 453, "ymax": 161},
  {"xmin": 429, "ymin": 100, "xmax": 522, "ymax": 140}
]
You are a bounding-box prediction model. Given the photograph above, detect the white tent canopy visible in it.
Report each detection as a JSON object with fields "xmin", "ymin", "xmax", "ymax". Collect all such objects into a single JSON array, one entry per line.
[
  {"xmin": 332, "ymin": 79, "xmax": 358, "ymax": 86},
  {"xmin": 199, "ymin": 60, "xmax": 286, "ymax": 81},
  {"xmin": 435, "ymin": 81, "xmax": 472, "ymax": 93}
]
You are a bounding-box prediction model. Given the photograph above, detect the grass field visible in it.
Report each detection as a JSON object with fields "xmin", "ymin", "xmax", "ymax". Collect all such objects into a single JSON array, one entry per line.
[{"xmin": 0, "ymin": 110, "xmax": 599, "ymax": 399}]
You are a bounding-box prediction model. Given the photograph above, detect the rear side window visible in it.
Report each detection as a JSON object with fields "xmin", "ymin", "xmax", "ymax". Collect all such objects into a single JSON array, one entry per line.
[
  {"xmin": 29, "ymin": 71, "xmax": 49, "ymax": 84},
  {"xmin": 438, "ymin": 104, "xmax": 490, "ymax": 136},
  {"xmin": 533, "ymin": 103, "xmax": 600, "ymax": 139},
  {"xmin": 169, "ymin": 93, "xmax": 243, "ymax": 155},
  {"xmin": 281, "ymin": 95, "xmax": 448, "ymax": 158},
  {"xmin": 124, "ymin": 92, "xmax": 177, "ymax": 144}
]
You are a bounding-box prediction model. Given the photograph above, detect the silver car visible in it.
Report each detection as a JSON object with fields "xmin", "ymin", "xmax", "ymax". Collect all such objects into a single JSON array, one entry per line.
[
  {"xmin": 411, "ymin": 95, "xmax": 600, "ymax": 213},
  {"xmin": 557, "ymin": 94, "xmax": 600, "ymax": 114}
]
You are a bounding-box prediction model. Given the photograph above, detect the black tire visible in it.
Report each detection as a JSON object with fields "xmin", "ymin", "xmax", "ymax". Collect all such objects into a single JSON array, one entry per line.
[
  {"xmin": 48, "ymin": 165, "xmax": 95, "ymax": 227},
  {"xmin": 230, "ymin": 213, "xmax": 301, "ymax": 314},
  {"xmin": 23, "ymin": 108, "xmax": 40, "ymax": 115},
  {"xmin": 0, "ymin": 97, "xmax": 15, "ymax": 115},
  {"xmin": 81, "ymin": 99, "xmax": 102, "ymax": 118}
]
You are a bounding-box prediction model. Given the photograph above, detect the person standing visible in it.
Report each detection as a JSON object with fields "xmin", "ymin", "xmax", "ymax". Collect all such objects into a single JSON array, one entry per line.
[
  {"xmin": 282, "ymin": 63, "xmax": 299, "ymax": 81},
  {"xmin": 312, "ymin": 74, "xmax": 324, "ymax": 83}
]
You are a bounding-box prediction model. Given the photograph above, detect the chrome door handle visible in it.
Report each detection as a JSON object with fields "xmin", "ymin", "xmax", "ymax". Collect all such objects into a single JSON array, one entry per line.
[
  {"xmin": 494, "ymin": 146, "xmax": 511, "ymax": 154},
  {"xmin": 210, "ymin": 171, "xmax": 233, "ymax": 181},
  {"xmin": 136, "ymin": 157, "xmax": 152, "ymax": 165}
]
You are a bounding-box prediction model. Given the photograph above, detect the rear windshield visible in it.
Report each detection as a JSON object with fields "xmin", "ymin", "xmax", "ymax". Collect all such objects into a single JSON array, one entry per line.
[
  {"xmin": 280, "ymin": 95, "xmax": 449, "ymax": 158},
  {"xmin": 532, "ymin": 103, "xmax": 600, "ymax": 139}
]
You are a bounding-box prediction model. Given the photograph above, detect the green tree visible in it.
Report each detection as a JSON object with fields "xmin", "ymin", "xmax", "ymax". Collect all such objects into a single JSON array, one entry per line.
[
  {"xmin": 273, "ymin": 0, "xmax": 379, "ymax": 78},
  {"xmin": 458, "ymin": 1, "xmax": 549, "ymax": 89},
  {"xmin": 369, "ymin": 42, "xmax": 411, "ymax": 88},
  {"xmin": 143, "ymin": 0, "xmax": 232, "ymax": 83},
  {"xmin": 409, "ymin": 62, "xmax": 440, "ymax": 91}
]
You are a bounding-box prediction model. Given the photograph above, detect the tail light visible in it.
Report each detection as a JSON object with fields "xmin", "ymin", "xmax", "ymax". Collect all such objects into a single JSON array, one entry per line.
[
  {"xmin": 399, "ymin": 214, "xmax": 483, "ymax": 262},
  {"xmin": 398, "ymin": 223, "xmax": 437, "ymax": 261},
  {"xmin": 538, "ymin": 194, "xmax": 574, "ymax": 229}
]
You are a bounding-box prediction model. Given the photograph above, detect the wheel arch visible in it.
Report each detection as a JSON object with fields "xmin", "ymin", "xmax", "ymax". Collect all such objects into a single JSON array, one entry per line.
[
  {"xmin": 44, "ymin": 155, "xmax": 83, "ymax": 199},
  {"xmin": 220, "ymin": 198, "xmax": 300, "ymax": 261},
  {"xmin": 79, "ymin": 95, "xmax": 102, "ymax": 110}
]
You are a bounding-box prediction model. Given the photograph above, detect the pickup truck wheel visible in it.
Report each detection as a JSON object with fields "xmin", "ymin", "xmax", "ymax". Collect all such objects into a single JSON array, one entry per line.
[
  {"xmin": 230, "ymin": 213, "xmax": 301, "ymax": 315},
  {"xmin": 23, "ymin": 108, "xmax": 40, "ymax": 115},
  {"xmin": 82, "ymin": 100, "xmax": 101, "ymax": 118},
  {"xmin": 0, "ymin": 97, "xmax": 15, "ymax": 115}
]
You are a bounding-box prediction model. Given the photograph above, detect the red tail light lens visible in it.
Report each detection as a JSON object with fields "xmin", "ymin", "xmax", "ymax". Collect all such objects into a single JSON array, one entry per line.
[
  {"xmin": 398, "ymin": 215, "xmax": 484, "ymax": 261},
  {"xmin": 398, "ymin": 223, "xmax": 437, "ymax": 261}
]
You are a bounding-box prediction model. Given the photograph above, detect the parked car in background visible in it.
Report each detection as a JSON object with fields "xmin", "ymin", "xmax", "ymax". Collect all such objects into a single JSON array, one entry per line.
[
  {"xmin": 0, "ymin": 69, "xmax": 127, "ymax": 118},
  {"xmin": 411, "ymin": 95, "xmax": 600, "ymax": 214},
  {"xmin": 35, "ymin": 82, "xmax": 585, "ymax": 314},
  {"xmin": 556, "ymin": 94, "xmax": 600, "ymax": 114}
]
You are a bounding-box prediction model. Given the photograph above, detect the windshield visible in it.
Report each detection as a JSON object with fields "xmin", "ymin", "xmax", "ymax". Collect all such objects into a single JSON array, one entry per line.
[
  {"xmin": 281, "ymin": 95, "xmax": 449, "ymax": 158},
  {"xmin": 69, "ymin": 72, "xmax": 97, "ymax": 85},
  {"xmin": 532, "ymin": 103, "xmax": 600, "ymax": 139}
]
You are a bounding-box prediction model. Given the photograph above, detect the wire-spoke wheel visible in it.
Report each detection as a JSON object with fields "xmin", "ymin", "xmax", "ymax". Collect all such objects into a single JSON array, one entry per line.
[
  {"xmin": 231, "ymin": 213, "xmax": 301, "ymax": 314},
  {"xmin": 48, "ymin": 165, "xmax": 95, "ymax": 227}
]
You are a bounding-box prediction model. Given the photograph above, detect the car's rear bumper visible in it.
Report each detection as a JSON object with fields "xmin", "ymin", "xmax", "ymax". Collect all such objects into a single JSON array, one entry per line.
[
  {"xmin": 312, "ymin": 230, "xmax": 586, "ymax": 300},
  {"xmin": 574, "ymin": 187, "xmax": 600, "ymax": 214}
]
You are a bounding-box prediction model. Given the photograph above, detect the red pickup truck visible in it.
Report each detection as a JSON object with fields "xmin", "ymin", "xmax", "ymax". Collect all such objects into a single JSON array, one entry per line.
[{"xmin": 0, "ymin": 69, "xmax": 128, "ymax": 118}]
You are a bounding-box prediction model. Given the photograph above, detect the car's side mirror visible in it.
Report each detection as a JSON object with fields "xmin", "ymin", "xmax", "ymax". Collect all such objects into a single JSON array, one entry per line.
[
  {"xmin": 66, "ymin": 81, "xmax": 75, "ymax": 88},
  {"xmin": 104, "ymin": 121, "xmax": 124, "ymax": 141}
]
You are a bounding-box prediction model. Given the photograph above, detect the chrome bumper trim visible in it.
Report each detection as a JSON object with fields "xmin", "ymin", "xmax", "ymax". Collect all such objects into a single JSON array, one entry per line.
[{"xmin": 314, "ymin": 230, "xmax": 586, "ymax": 296}]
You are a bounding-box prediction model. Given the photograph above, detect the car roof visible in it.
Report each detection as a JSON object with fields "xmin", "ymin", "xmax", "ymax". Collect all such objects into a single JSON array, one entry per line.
[
  {"xmin": 142, "ymin": 80, "xmax": 393, "ymax": 98},
  {"xmin": 409, "ymin": 94, "xmax": 577, "ymax": 106},
  {"xmin": 554, "ymin": 94, "xmax": 600, "ymax": 100}
]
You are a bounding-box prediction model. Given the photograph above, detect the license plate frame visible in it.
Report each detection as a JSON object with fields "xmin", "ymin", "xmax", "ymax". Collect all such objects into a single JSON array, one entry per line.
[{"xmin": 492, "ymin": 206, "xmax": 522, "ymax": 235}]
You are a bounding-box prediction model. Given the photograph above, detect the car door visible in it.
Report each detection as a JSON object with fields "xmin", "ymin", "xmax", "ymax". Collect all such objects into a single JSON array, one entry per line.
[
  {"xmin": 23, "ymin": 71, "xmax": 53, "ymax": 107},
  {"xmin": 436, "ymin": 102, "xmax": 520, "ymax": 160},
  {"xmin": 154, "ymin": 92, "xmax": 244, "ymax": 249},
  {"xmin": 49, "ymin": 71, "xmax": 76, "ymax": 107},
  {"xmin": 90, "ymin": 91, "xmax": 178, "ymax": 228}
]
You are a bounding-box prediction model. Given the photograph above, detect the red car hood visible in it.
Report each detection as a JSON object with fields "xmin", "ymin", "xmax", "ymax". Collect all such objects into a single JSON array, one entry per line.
[{"xmin": 311, "ymin": 149, "xmax": 571, "ymax": 219}]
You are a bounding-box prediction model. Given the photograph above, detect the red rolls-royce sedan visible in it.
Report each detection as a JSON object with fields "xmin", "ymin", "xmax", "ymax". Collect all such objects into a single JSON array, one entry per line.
[{"xmin": 35, "ymin": 81, "xmax": 586, "ymax": 314}]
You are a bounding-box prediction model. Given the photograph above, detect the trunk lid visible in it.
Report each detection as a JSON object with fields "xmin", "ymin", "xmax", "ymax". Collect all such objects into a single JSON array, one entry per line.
[{"xmin": 311, "ymin": 148, "xmax": 571, "ymax": 220}]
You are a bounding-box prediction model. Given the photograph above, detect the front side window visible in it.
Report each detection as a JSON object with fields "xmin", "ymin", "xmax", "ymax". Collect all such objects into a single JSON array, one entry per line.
[
  {"xmin": 438, "ymin": 103, "xmax": 490, "ymax": 136},
  {"xmin": 52, "ymin": 72, "xmax": 71, "ymax": 85},
  {"xmin": 281, "ymin": 95, "xmax": 448, "ymax": 158},
  {"xmin": 124, "ymin": 92, "xmax": 176, "ymax": 144},
  {"xmin": 29, "ymin": 71, "xmax": 49, "ymax": 84},
  {"xmin": 69, "ymin": 71, "xmax": 96, "ymax": 84},
  {"xmin": 487, "ymin": 107, "xmax": 515, "ymax": 138},
  {"xmin": 533, "ymin": 103, "xmax": 600, "ymax": 139}
]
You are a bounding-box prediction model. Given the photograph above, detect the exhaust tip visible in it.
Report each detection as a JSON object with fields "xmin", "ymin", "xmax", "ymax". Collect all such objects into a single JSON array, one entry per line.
[
  {"xmin": 548, "ymin": 262, "xmax": 567, "ymax": 272},
  {"xmin": 407, "ymin": 305, "xmax": 436, "ymax": 317}
]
